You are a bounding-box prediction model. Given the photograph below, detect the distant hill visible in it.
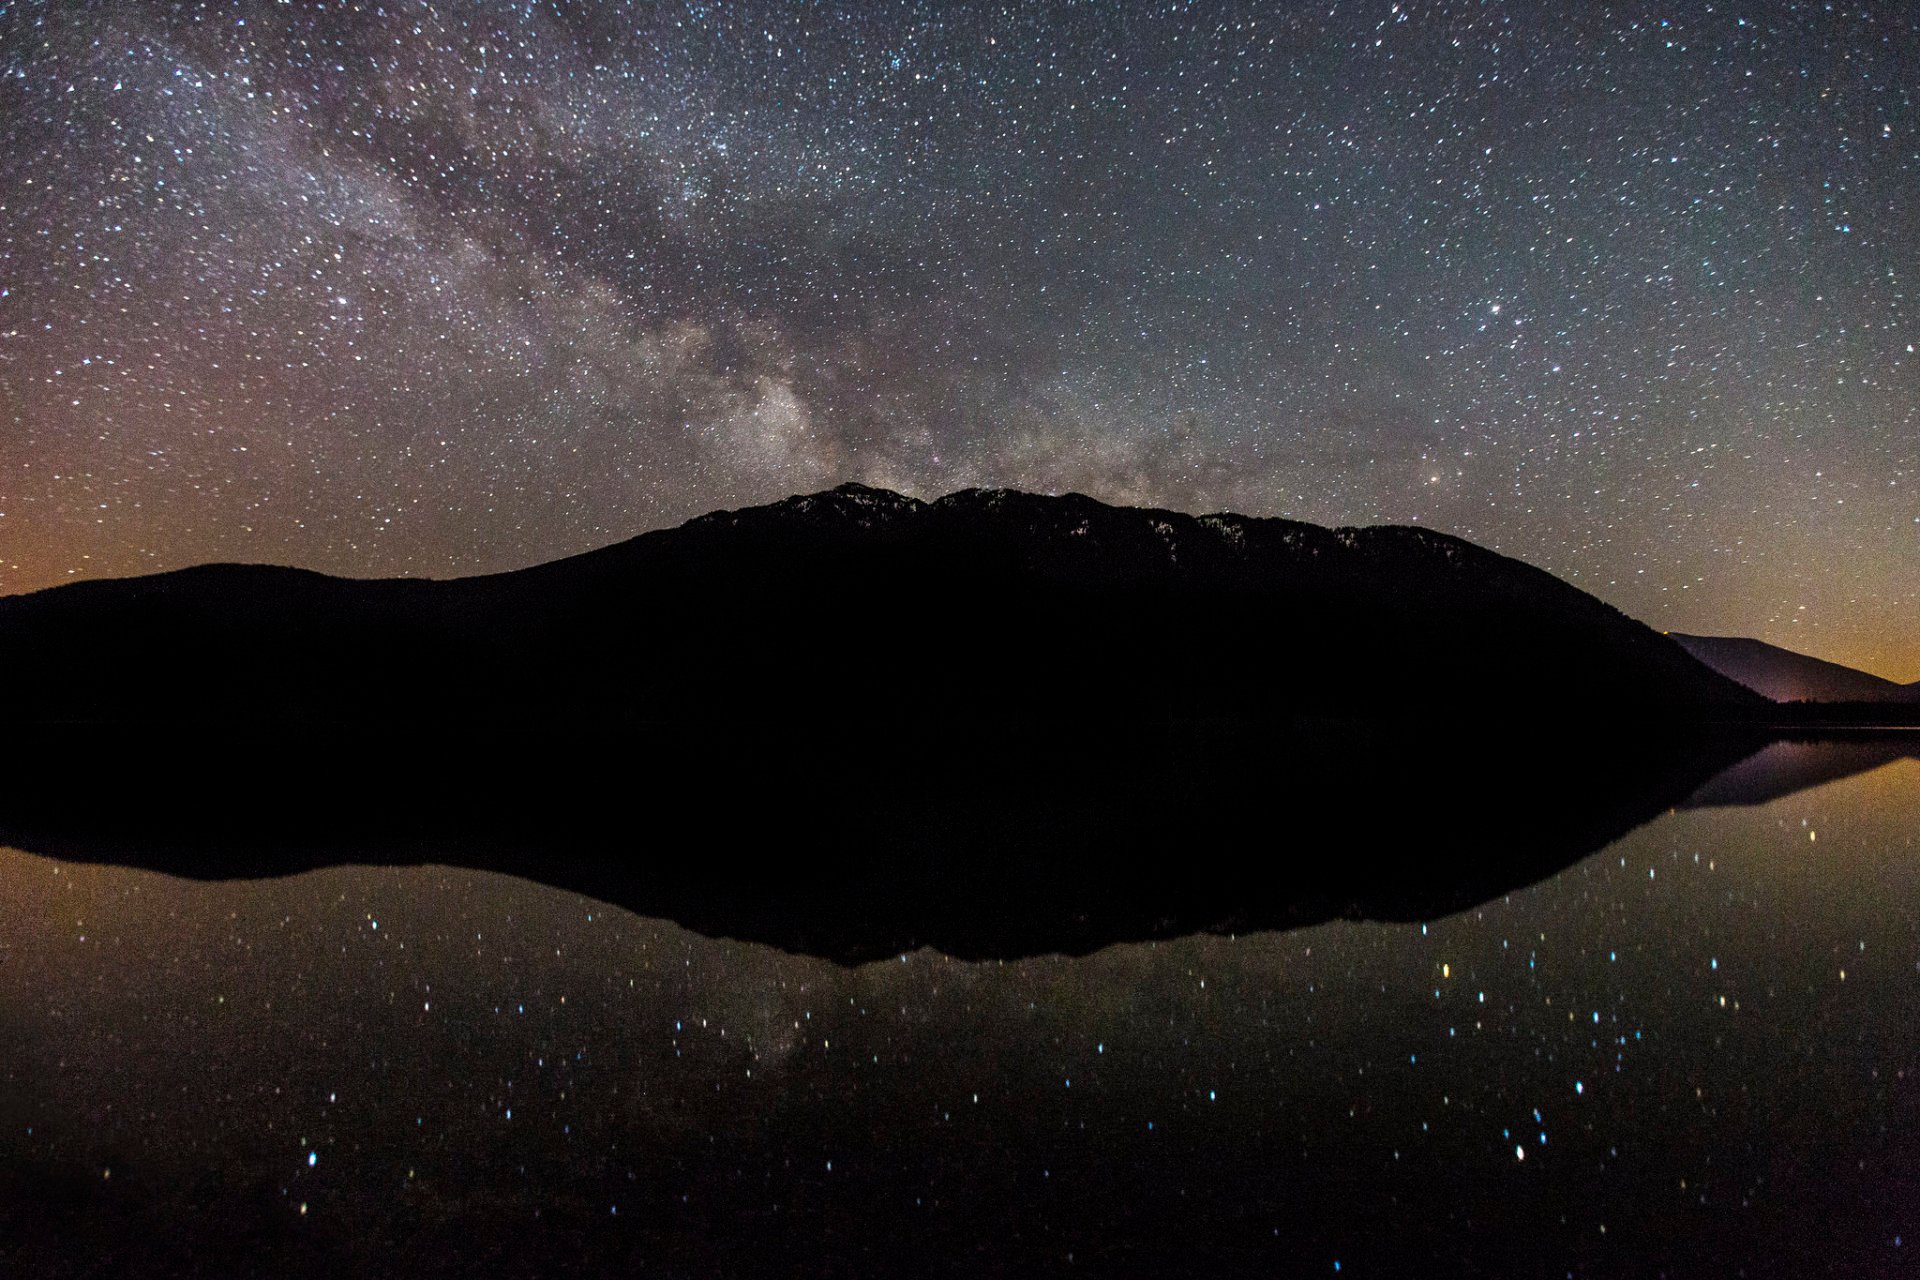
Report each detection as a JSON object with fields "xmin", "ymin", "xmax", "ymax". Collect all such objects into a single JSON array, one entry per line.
[
  {"xmin": 1669, "ymin": 633, "xmax": 1920, "ymax": 705},
  {"xmin": 0, "ymin": 483, "xmax": 1761, "ymax": 725}
]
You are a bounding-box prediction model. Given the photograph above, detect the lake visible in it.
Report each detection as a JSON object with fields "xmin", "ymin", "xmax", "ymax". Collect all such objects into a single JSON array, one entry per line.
[{"xmin": 2, "ymin": 742, "xmax": 1915, "ymax": 1277}]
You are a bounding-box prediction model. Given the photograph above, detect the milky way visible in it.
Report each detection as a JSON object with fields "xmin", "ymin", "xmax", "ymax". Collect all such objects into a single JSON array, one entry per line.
[{"xmin": 2, "ymin": 1, "xmax": 1916, "ymax": 675}]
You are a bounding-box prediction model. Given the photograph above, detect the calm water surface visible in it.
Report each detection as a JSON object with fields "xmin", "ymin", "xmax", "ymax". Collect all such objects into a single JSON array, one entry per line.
[{"xmin": 2, "ymin": 756, "xmax": 1916, "ymax": 1277}]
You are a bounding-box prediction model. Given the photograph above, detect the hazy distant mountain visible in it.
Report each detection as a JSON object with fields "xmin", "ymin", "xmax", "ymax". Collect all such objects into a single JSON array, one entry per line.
[
  {"xmin": 1, "ymin": 483, "xmax": 1761, "ymax": 724},
  {"xmin": 1669, "ymin": 633, "xmax": 1920, "ymax": 705},
  {"xmin": 2, "ymin": 484, "xmax": 1759, "ymax": 724}
]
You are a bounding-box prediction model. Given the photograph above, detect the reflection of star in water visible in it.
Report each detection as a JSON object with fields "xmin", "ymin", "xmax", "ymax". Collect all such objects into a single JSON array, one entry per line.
[{"xmin": 5, "ymin": 757, "xmax": 1920, "ymax": 1273}]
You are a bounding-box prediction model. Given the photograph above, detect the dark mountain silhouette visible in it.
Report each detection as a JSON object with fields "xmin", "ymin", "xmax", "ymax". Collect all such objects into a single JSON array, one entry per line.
[
  {"xmin": 1669, "ymin": 632, "xmax": 1920, "ymax": 705},
  {"xmin": 0, "ymin": 485, "xmax": 1804, "ymax": 959},
  {"xmin": 1, "ymin": 483, "xmax": 1763, "ymax": 724}
]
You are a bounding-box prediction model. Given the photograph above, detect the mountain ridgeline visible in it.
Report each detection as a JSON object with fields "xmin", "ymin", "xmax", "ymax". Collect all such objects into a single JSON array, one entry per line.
[
  {"xmin": 1669, "ymin": 632, "xmax": 1920, "ymax": 706},
  {"xmin": 3, "ymin": 483, "xmax": 1761, "ymax": 724}
]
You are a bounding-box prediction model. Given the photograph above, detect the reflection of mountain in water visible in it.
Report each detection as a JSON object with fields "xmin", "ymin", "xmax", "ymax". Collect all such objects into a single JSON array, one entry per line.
[
  {"xmin": 0, "ymin": 722, "xmax": 1779, "ymax": 963},
  {"xmin": 1681, "ymin": 732, "xmax": 1920, "ymax": 808}
]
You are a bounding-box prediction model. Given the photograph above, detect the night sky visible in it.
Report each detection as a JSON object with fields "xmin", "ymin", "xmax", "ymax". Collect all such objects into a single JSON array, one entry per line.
[{"xmin": 2, "ymin": 1, "xmax": 1916, "ymax": 677}]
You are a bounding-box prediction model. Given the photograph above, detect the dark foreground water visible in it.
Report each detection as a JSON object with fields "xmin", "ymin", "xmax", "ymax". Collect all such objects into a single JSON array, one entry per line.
[{"xmin": 2, "ymin": 753, "xmax": 1916, "ymax": 1278}]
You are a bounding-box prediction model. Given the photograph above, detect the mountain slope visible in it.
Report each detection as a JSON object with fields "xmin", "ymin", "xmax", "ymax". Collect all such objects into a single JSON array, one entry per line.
[
  {"xmin": 0, "ymin": 483, "xmax": 1763, "ymax": 724},
  {"xmin": 1669, "ymin": 633, "xmax": 1920, "ymax": 704}
]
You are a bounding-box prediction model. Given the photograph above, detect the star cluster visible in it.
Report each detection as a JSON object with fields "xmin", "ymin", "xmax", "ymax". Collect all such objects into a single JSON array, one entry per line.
[{"xmin": 2, "ymin": 1, "xmax": 1916, "ymax": 674}]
